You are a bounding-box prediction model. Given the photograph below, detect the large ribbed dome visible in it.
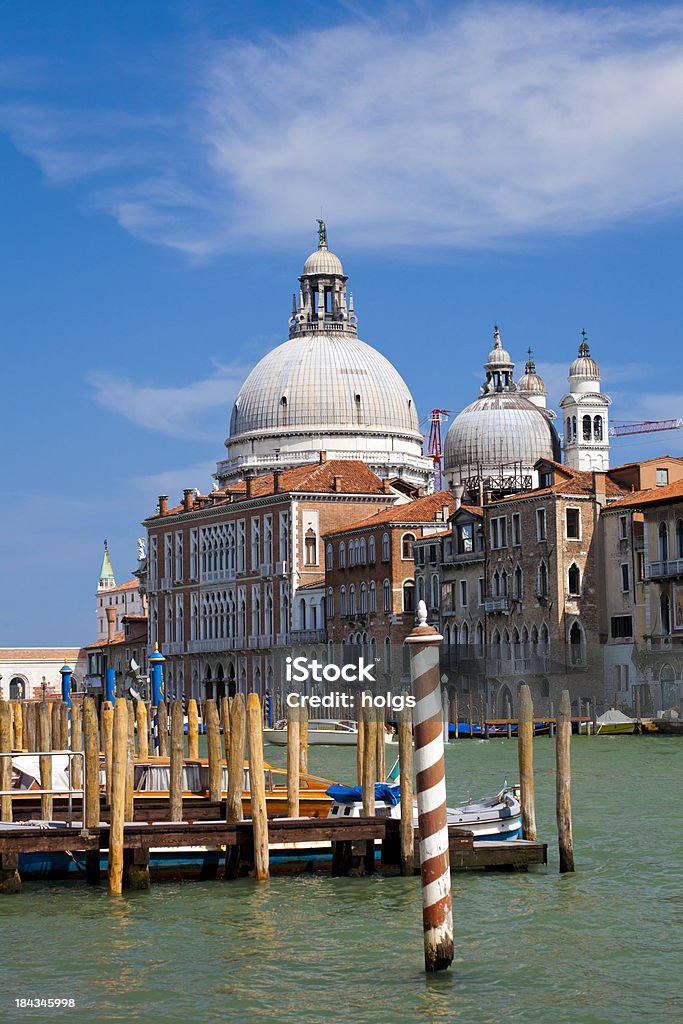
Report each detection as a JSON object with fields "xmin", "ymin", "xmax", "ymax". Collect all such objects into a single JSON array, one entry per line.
[
  {"xmin": 444, "ymin": 393, "xmax": 561, "ymax": 482},
  {"xmin": 230, "ymin": 333, "xmax": 420, "ymax": 438}
]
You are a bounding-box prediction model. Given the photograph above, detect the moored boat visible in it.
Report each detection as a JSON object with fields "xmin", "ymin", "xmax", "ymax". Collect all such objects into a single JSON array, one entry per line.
[
  {"xmin": 595, "ymin": 710, "xmax": 636, "ymax": 735},
  {"xmin": 264, "ymin": 719, "xmax": 394, "ymax": 747}
]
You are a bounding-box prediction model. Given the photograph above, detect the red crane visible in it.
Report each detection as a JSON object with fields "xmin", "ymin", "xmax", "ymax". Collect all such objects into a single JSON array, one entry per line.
[
  {"xmin": 424, "ymin": 409, "xmax": 451, "ymax": 489},
  {"xmin": 609, "ymin": 418, "xmax": 683, "ymax": 437}
]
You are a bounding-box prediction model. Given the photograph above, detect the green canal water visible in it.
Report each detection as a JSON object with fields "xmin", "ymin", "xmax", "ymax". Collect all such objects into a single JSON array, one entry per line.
[{"xmin": 1, "ymin": 736, "xmax": 681, "ymax": 1024}]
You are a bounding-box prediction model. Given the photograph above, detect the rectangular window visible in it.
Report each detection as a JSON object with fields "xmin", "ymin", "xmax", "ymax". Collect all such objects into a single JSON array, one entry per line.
[
  {"xmin": 565, "ymin": 507, "xmax": 581, "ymax": 540},
  {"xmin": 511, "ymin": 513, "xmax": 521, "ymax": 547},
  {"xmin": 490, "ymin": 516, "xmax": 508, "ymax": 550},
  {"xmin": 164, "ymin": 533, "xmax": 172, "ymax": 579},
  {"xmin": 656, "ymin": 468, "xmax": 669, "ymax": 486},
  {"xmin": 460, "ymin": 580, "xmax": 467, "ymax": 608},
  {"xmin": 611, "ymin": 615, "xmax": 633, "ymax": 639},
  {"xmin": 478, "ymin": 577, "xmax": 485, "ymax": 605},
  {"xmin": 190, "ymin": 528, "xmax": 198, "ymax": 579},
  {"xmin": 621, "ymin": 563, "xmax": 630, "ymax": 592},
  {"xmin": 251, "ymin": 517, "xmax": 261, "ymax": 571},
  {"xmin": 636, "ymin": 551, "xmax": 645, "ymax": 582},
  {"xmin": 536, "ymin": 508, "xmax": 547, "ymax": 542},
  {"xmin": 619, "ymin": 516, "xmax": 628, "ymax": 540},
  {"xmin": 175, "ymin": 531, "xmax": 183, "ymax": 581},
  {"xmin": 278, "ymin": 512, "xmax": 289, "ymax": 563}
]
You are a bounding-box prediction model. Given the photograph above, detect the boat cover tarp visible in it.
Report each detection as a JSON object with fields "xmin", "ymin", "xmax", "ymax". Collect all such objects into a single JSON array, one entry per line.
[
  {"xmin": 326, "ymin": 783, "xmax": 401, "ymax": 806},
  {"xmin": 596, "ymin": 709, "xmax": 635, "ymax": 725}
]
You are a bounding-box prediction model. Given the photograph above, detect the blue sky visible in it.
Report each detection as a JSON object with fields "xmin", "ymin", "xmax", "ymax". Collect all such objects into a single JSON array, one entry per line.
[{"xmin": 2, "ymin": 0, "xmax": 682, "ymax": 645}]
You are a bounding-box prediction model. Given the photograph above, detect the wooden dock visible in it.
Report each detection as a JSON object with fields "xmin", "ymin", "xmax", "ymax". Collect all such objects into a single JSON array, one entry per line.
[{"xmin": 0, "ymin": 815, "xmax": 547, "ymax": 881}]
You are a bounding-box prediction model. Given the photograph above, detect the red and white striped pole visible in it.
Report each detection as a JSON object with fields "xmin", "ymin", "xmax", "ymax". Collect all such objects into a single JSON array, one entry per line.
[{"xmin": 406, "ymin": 600, "xmax": 453, "ymax": 972}]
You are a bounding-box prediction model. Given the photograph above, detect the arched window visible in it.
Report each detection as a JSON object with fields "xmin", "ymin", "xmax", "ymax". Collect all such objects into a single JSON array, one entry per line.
[
  {"xmin": 305, "ymin": 529, "xmax": 317, "ymax": 566},
  {"xmin": 431, "ymin": 573, "xmax": 440, "ymax": 608},
  {"xmin": 349, "ymin": 584, "xmax": 356, "ymax": 616},
  {"xmin": 491, "ymin": 628, "xmax": 501, "ymax": 655},
  {"xmin": 501, "ymin": 569, "xmax": 508, "ymax": 597},
  {"xmin": 660, "ymin": 664, "xmax": 677, "ymax": 710},
  {"xmin": 9, "ymin": 677, "xmax": 25, "ymax": 699},
  {"xmin": 417, "ymin": 575, "xmax": 425, "ymax": 603},
  {"xmin": 349, "ymin": 540, "xmax": 355, "ymax": 567},
  {"xmin": 475, "ymin": 621, "xmax": 484, "ymax": 656},
  {"xmin": 582, "ymin": 415, "xmax": 592, "ymax": 441},
  {"xmin": 340, "ymin": 586, "xmax": 347, "ymax": 616},
  {"xmin": 594, "ymin": 415, "xmax": 603, "ymax": 440},
  {"xmin": 661, "ymin": 593, "xmax": 671, "ymax": 635},
  {"xmin": 384, "ymin": 636, "xmax": 391, "ymax": 671},
  {"xmin": 355, "ymin": 539, "xmax": 361, "ymax": 565},
  {"xmin": 339, "ymin": 541, "xmax": 346, "ymax": 568},
  {"xmin": 572, "ymin": 416, "xmax": 577, "ymax": 441},
  {"xmin": 383, "ymin": 578, "xmax": 391, "ymax": 612},
  {"xmin": 326, "ymin": 543, "xmax": 333, "ymax": 570},
  {"xmin": 568, "ymin": 563, "xmax": 581, "ymax": 596},
  {"xmin": 359, "ymin": 538, "xmax": 367, "ymax": 564},
  {"xmin": 513, "ymin": 565, "xmax": 523, "ymax": 600},
  {"xmin": 565, "ymin": 417, "xmax": 571, "ymax": 443},
  {"xmin": 461, "ymin": 622, "xmax": 469, "ymax": 648},
  {"xmin": 493, "ymin": 570, "xmax": 500, "ymax": 597},
  {"xmin": 326, "ymin": 587, "xmax": 334, "ymax": 618},
  {"xmin": 360, "ymin": 583, "xmax": 367, "ymax": 614},
  {"xmin": 299, "ymin": 597, "xmax": 306, "ymax": 630},
  {"xmin": 382, "ymin": 533, "xmax": 390, "ymax": 561},
  {"xmin": 569, "ymin": 621, "xmax": 585, "ymax": 665},
  {"xmin": 368, "ymin": 536, "xmax": 376, "ymax": 563},
  {"xmin": 369, "ymin": 581, "xmax": 376, "ymax": 613},
  {"xmin": 402, "ymin": 533, "xmax": 416, "ymax": 560},
  {"xmin": 677, "ymin": 519, "xmax": 683, "ymax": 559},
  {"xmin": 538, "ymin": 560, "xmax": 549, "ymax": 597},
  {"xmin": 659, "ymin": 522, "xmax": 669, "ymax": 561},
  {"xmin": 403, "ymin": 580, "xmax": 415, "ymax": 613}
]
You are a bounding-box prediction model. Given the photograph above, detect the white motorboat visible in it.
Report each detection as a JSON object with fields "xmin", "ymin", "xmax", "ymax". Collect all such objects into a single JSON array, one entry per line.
[
  {"xmin": 326, "ymin": 780, "xmax": 523, "ymax": 840},
  {"xmin": 264, "ymin": 719, "xmax": 394, "ymax": 747}
]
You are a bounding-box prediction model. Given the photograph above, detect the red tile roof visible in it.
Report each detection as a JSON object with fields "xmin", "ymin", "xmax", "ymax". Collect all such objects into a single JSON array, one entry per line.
[
  {"xmin": 324, "ymin": 491, "xmax": 458, "ymax": 535},
  {"xmin": 108, "ymin": 579, "xmax": 139, "ymax": 593},
  {"xmin": 146, "ymin": 460, "xmax": 388, "ymax": 519},
  {"xmin": 496, "ymin": 464, "xmax": 627, "ymax": 503},
  {"xmin": 606, "ymin": 477, "xmax": 683, "ymax": 510}
]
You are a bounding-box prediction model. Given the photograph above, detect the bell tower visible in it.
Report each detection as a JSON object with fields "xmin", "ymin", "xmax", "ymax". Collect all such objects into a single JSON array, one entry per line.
[{"xmin": 559, "ymin": 331, "xmax": 611, "ymax": 471}]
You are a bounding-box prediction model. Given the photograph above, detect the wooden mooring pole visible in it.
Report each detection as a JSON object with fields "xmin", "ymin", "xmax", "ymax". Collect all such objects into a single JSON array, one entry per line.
[
  {"xmin": 205, "ymin": 699, "xmax": 222, "ymax": 803},
  {"xmin": 12, "ymin": 700, "xmax": 24, "ymax": 752},
  {"xmin": 187, "ymin": 699, "xmax": 199, "ymax": 760},
  {"xmin": 356, "ymin": 697, "xmax": 366, "ymax": 785},
  {"xmin": 169, "ymin": 700, "xmax": 184, "ymax": 821},
  {"xmin": 71, "ymin": 700, "xmax": 82, "ymax": 791},
  {"xmin": 556, "ymin": 689, "xmax": 575, "ymax": 873},
  {"xmin": 397, "ymin": 700, "xmax": 414, "ymax": 876},
  {"xmin": 517, "ymin": 684, "xmax": 537, "ymax": 841},
  {"xmin": 225, "ymin": 693, "xmax": 245, "ymax": 880},
  {"xmin": 406, "ymin": 601, "xmax": 453, "ymax": 973},
  {"xmin": 362, "ymin": 705, "xmax": 377, "ymax": 874},
  {"xmin": 157, "ymin": 700, "xmax": 169, "ymax": 757},
  {"xmin": 108, "ymin": 701, "xmax": 128, "ymax": 895},
  {"xmin": 376, "ymin": 707, "xmax": 386, "ymax": 783},
  {"xmin": 136, "ymin": 699, "xmax": 149, "ymax": 760},
  {"xmin": 287, "ymin": 705, "xmax": 300, "ymax": 818},
  {"xmin": 0, "ymin": 699, "xmax": 20, "ymax": 893},
  {"xmin": 246, "ymin": 693, "xmax": 269, "ymax": 880},
  {"xmin": 38, "ymin": 701, "xmax": 53, "ymax": 821},
  {"xmin": 83, "ymin": 697, "xmax": 101, "ymax": 883},
  {"xmin": 101, "ymin": 701, "xmax": 114, "ymax": 803}
]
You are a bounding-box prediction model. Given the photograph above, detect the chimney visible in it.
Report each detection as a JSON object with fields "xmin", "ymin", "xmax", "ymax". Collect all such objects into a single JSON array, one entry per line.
[
  {"xmin": 484, "ymin": 490, "xmax": 493, "ymax": 505},
  {"xmin": 105, "ymin": 605, "xmax": 117, "ymax": 644},
  {"xmin": 158, "ymin": 495, "xmax": 168, "ymax": 516},
  {"xmin": 319, "ymin": 450, "xmax": 327, "ymax": 463},
  {"xmin": 183, "ymin": 488, "xmax": 195, "ymax": 512},
  {"xmin": 333, "ymin": 475, "xmax": 342, "ymax": 492},
  {"xmin": 273, "ymin": 469, "xmax": 280, "ymax": 494},
  {"xmin": 593, "ymin": 470, "xmax": 606, "ymax": 505},
  {"xmin": 245, "ymin": 476, "xmax": 252, "ymax": 498},
  {"xmin": 381, "ymin": 479, "xmax": 392, "ymax": 494},
  {"xmin": 442, "ymin": 503, "xmax": 450, "ymax": 521},
  {"xmin": 453, "ymin": 483, "xmax": 464, "ymax": 511}
]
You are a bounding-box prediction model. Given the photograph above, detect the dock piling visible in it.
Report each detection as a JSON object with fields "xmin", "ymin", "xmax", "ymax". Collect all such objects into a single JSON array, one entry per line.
[
  {"xmin": 225, "ymin": 693, "xmax": 246, "ymax": 879},
  {"xmin": 101, "ymin": 701, "xmax": 114, "ymax": 803},
  {"xmin": 299, "ymin": 704, "xmax": 308, "ymax": 775},
  {"xmin": 205, "ymin": 699, "xmax": 222, "ymax": 803},
  {"xmin": 356, "ymin": 699, "xmax": 366, "ymax": 785},
  {"xmin": 187, "ymin": 698, "xmax": 199, "ymax": 760},
  {"xmin": 556, "ymin": 689, "xmax": 575, "ymax": 873},
  {"xmin": 397, "ymin": 699, "xmax": 414, "ymax": 876},
  {"xmin": 362, "ymin": 706, "xmax": 377, "ymax": 874},
  {"xmin": 70, "ymin": 700, "xmax": 82, "ymax": 791},
  {"xmin": 169, "ymin": 700, "xmax": 184, "ymax": 821},
  {"xmin": 84, "ymin": 697, "xmax": 101, "ymax": 884},
  {"xmin": 517, "ymin": 684, "xmax": 537, "ymax": 841},
  {"xmin": 38, "ymin": 702, "xmax": 53, "ymax": 820},
  {"xmin": 136, "ymin": 700, "xmax": 149, "ymax": 760},
  {"xmin": 125, "ymin": 700, "xmax": 135, "ymax": 822},
  {"xmin": 108, "ymin": 701, "xmax": 128, "ymax": 895},
  {"xmin": 157, "ymin": 700, "xmax": 169, "ymax": 757},
  {"xmin": 287, "ymin": 705, "xmax": 300, "ymax": 818},
  {"xmin": 246, "ymin": 693, "xmax": 269, "ymax": 880},
  {"xmin": 375, "ymin": 706, "xmax": 386, "ymax": 783},
  {"xmin": 0, "ymin": 701, "xmax": 13, "ymax": 822}
]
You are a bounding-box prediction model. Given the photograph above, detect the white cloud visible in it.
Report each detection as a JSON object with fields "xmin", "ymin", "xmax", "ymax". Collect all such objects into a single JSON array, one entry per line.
[
  {"xmin": 87, "ymin": 361, "xmax": 252, "ymax": 440},
  {"xmin": 2, "ymin": 4, "xmax": 683, "ymax": 255}
]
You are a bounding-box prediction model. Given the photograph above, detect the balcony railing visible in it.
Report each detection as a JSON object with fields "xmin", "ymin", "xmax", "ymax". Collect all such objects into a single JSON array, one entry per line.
[
  {"xmin": 290, "ymin": 628, "xmax": 327, "ymax": 644},
  {"xmin": 484, "ymin": 596, "xmax": 510, "ymax": 613},
  {"xmin": 200, "ymin": 568, "xmax": 236, "ymax": 585},
  {"xmin": 648, "ymin": 559, "xmax": 683, "ymax": 580}
]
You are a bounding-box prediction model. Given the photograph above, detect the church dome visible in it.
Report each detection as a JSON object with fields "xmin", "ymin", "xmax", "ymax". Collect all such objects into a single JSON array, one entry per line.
[
  {"xmin": 517, "ymin": 352, "xmax": 546, "ymax": 395},
  {"xmin": 444, "ymin": 393, "xmax": 561, "ymax": 484},
  {"xmin": 217, "ymin": 223, "xmax": 433, "ymax": 490},
  {"xmin": 229, "ymin": 333, "xmax": 420, "ymax": 438}
]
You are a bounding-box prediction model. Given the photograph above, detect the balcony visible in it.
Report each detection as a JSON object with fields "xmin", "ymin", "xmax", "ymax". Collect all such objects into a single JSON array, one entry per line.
[
  {"xmin": 290, "ymin": 628, "xmax": 327, "ymax": 644},
  {"xmin": 260, "ymin": 563, "xmax": 273, "ymax": 578},
  {"xmin": 648, "ymin": 559, "xmax": 683, "ymax": 580},
  {"xmin": 275, "ymin": 632, "xmax": 290, "ymax": 646},
  {"xmin": 200, "ymin": 568, "xmax": 235, "ymax": 585},
  {"xmin": 160, "ymin": 577, "xmax": 172, "ymax": 592},
  {"xmin": 164, "ymin": 641, "xmax": 184, "ymax": 655},
  {"xmin": 484, "ymin": 596, "xmax": 510, "ymax": 613}
]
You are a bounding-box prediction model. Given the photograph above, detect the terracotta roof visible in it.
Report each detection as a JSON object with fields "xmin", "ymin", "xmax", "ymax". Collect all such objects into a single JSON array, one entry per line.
[
  {"xmin": 0, "ymin": 648, "xmax": 83, "ymax": 660},
  {"xmin": 296, "ymin": 579, "xmax": 325, "ymax": 591},
  {"xmin": 82, "ymin": 632, "xmax": 126, "ymax": 650},
  {"xmin": 146, "ymin": 460, "xmax": 388, "ymax": 520},
  {"xmin": 324, "ymin": 491, "xmax": 457, "ymax": 535},
  {"xmin": 496, "ymin": 465, "xmax": 627, "ymax": 503},
  {"xmin": 606, "ymin": 478, "xmax": 683, "ymax": 510},
  {"xmin": 108, "ymin": 579, "xmax": 139, "ymax": 593}
]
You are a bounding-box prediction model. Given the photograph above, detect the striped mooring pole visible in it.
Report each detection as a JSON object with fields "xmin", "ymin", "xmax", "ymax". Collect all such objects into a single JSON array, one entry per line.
[
  {"xmin": 406, "ymin": 600, "xmax": 453, "ymax": 973},
  {"xmin": 149, "ymin": 644, "xmax": 165, "ymax": 754},
  {"xmin": 60, "ymin": 662, "xmax": 73, "ymax": 747}
]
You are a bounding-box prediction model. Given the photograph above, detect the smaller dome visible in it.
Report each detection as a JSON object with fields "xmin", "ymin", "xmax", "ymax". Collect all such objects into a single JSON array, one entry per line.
[
  {"xmin": 517, "ymin": 352, "xmax": 546, "ymax": 394},
  {"xmin": 486, "ymin": 325, "xmax": 513, "ymax": 368},
  {"xmin": 303, "ymin": 245, "xmax": 344, "ymax": 277},
  {"xmin": 569, "ymin": 339, "xmax": 600, "ymax": 379}
]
